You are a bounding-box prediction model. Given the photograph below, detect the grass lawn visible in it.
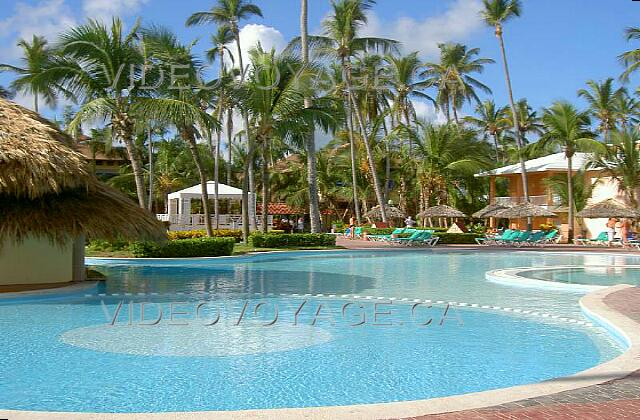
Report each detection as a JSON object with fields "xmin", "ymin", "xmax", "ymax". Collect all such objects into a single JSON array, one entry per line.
[{"xmin": 86, "ymin": 244, "xmax": 343, "ymax": 258}]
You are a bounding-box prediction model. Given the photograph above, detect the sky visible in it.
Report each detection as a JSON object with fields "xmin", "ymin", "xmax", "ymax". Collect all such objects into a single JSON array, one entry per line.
[{"xmin": 1, "ymin": 0, "xmax": 639, "ymax": 132}]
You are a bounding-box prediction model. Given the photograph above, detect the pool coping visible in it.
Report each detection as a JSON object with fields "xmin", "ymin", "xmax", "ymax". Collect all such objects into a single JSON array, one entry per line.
[{"xmin": 1, "ymin": 284, "xmax": 638, "ymax": 419}]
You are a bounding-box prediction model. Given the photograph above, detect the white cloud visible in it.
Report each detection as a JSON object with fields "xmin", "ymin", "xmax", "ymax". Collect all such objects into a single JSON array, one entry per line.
[
  {"xmin": 361, "ymin": 0, "xmax": 484, "ymax": 59},
  {"xmin": 82, "ymin": 0, "xmax": 150, "ymax": 20},
  {"xmin": 413, "ymin": 100, "xmax": 447, "ymax": 125},
  {"xmin": 225, "ymin": 24, "xmax": 287, "ymax": 70},
  {"xmin": 0, "ymin": 0, "xmax": 77, "ymax": 61}
]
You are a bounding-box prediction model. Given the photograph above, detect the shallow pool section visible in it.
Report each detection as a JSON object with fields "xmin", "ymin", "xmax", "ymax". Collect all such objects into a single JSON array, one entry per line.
[
  {"xmin": 0, "ymin": 250, "xmax": 631, "ymax": 412},
  {"xmin": 521, "ymin": 266, "xmax": 640, "ymax": 286}
]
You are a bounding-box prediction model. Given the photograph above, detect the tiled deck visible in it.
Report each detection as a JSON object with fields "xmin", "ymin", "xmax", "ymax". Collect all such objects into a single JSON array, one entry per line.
[{"xmin": 408, "ymin": 288, "xmax": 640, "ymax": 420}]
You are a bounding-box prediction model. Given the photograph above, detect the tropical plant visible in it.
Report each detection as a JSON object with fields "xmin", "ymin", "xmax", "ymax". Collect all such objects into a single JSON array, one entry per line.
[
  {"xmin": 536, "ymin": 101, "xmax": 603, "ymax": 240},
  {"xmin": 0, "ymin": 35, "xmax": 57, "ymax": 112},
  {"xmin": 619, "ymin": 27, "xmax": 640, "ymax": 82},
  {"xmin": 591, "ymin": 129, "xmax": 640, "ymax": 206},
  {"xmin": 614, "ymin": 89, "xmax": 640, "ymax": 130},
  {"xmin": 463, "ymin": 100, "xmax": 509, "ymax": 161},
  {"xmin": 481, "ymin": 0, "xmax": 531, "ymax": 203},
  {"xmin": 136, "ymin": 27, "xmax": 220, "ymax": 236},
  {"xmin": 186, "ymin": 0, "xmax": 263, "ymax": 242},
  {"xmin": 422, "ymin": 42, "xmax": 493, "ymax": 124},
  {"xmin": 300, "ymin": 0, "xmax": 398, "ymax": 223},
  {"xmin": 505, "ymin": 98, "xmax": 543, "ymax": 143},
  {"xmin": 578, "ymin": 78, "xmax": 623, "ymax": 142},
  {"xmin": 0, "ymin": 86, "xmax": 14, "ymax": 99},
  {"xmin": 544, "ymin": 170, "xmax": 593, "ymax": 213},
  {"xmin": 385, "ymin": 52, "xmax": 432, "ymax": 127}
]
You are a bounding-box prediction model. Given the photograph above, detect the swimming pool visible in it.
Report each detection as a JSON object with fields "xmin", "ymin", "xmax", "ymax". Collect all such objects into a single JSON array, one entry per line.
[{"xmin": 0, "ymin": 250, "xmax": 632, "ymax": 413}]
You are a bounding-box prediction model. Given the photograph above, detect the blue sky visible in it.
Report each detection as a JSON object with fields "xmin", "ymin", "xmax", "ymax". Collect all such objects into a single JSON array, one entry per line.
[{"xmin": 1, "ymin": 0, "xmax": 639, "ymax": 124}]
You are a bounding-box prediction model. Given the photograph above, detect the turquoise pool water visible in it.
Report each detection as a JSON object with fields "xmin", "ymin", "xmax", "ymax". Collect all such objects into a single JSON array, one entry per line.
[
  {"xmin": 0, "ymin": 250, "xmax": 632, "ymax": 412},
  {"xmin": 523, "ymin": 266, "xmax": 640, "ymax": 286}
]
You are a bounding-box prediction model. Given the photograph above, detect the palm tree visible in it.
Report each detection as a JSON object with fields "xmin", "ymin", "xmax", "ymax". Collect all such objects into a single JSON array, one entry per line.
[
  {"xmin": 300, "ymin": 0, "xmax": 322, "ymax": 233},
  {"xmin": 481, "ymin": 0, "xmax": 530, "ymax": 204},
  {"xmin": 241, "ymin": 46, "xmax": 338, "ymax": 233},
  {"xmin": 0, "ymin": 86, "xmax": 14, "ymax": 99},
  {"xmin": 137, "ymin": 27, "xmax": 220, "ymax": 236},
  {"xmin": 506, "ymin": 98, "xmax": 544, "ymax": 143},
  {"xmin": 464, "ymin": 100, "xmax": 509, "ymax": 162},
  {"xmin": 304, "ymin": 0, "xmax": 398, "ymax": 224},
  {"xmin": 186, "ymin": 0, "xmax": 263, "ymax": 242},
  {"xmin": 0, "ymin": 35, "xmax": 57, "ymax": 112},
  {"xmin": 537, "ymin": 101, "xmax": 603, "ymax": 241},
  {"xmin": 422, "ymin": 43, "xmax": 493, "ymax": 124},
  {"xmin": 578, "ymin": 78, "xmax": 623, "ymax": 142},
  {"xmin": 207, "ymin": 25, "xmax": 235, "ymax": 229},
  {"xmin": 44, "ymin": 19, "xmax": 149, "ymax": 208},
  {"xmin": 591, "ymin": 130, "xmax": 640, "ymax": 206},
  {"xmin": 619, "ymin": 27, "xmax": 640, "ymax": 82},
  {"xmin": 614, "ymin": 90, "xmax": 640, "ymax": 130}
]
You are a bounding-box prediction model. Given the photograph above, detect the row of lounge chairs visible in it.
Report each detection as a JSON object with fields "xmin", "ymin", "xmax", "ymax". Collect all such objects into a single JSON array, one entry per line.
[
  {"xmin": 575, "ymin": 232, "xmax": 640, "ymax": 248},
  {"xmin": 345, "ymin": 227, "xmax": 440, "ymax": 247},
  {"xmin": 475, "ymin": 229, "xmax": 561, "ymax": 247}
]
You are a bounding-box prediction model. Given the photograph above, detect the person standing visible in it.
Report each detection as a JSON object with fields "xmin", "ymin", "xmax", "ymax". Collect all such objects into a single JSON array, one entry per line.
[
  {"xmin": 404, "ymin": 216, "xmax": 416, "ymax": 228},
  {"xmin": 349, "ymin": 215, "xmax": 356, "ymax": 239},
  {"xmin": 621, "ymin": 218, "xmax": 632, "ymax": 245},
  {"xmin": 606, "ymin": 217, "xmax": 617, "ymax": 246}
]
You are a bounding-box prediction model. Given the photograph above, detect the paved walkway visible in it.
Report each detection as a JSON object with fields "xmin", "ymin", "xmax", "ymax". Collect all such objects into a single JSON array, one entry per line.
[{"xmin": 405, "ymin": 288, "xmax": 640, "ymax": 420}]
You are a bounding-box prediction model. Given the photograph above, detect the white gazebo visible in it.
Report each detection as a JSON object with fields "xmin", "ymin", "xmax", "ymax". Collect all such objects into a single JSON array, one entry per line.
[{"xmin": 158, "ymin": 182, "xmax": 258, "ymax": 230}]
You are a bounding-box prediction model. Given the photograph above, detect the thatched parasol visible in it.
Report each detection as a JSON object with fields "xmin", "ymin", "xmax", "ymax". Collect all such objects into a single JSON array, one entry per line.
[
  {"xmin": 494, "ymin": 202, "xmax": 557, "ymax": 218},
  {"xmin": 0, "ymin": 98, "xmax": 165, "ymax": 245},
  {"xmin": 576, "ymin": 199, "xmax": 639, "ymax": 219},
  {"xmin": 418, "ymin": 205, "xmax": 467, "ymax": 218},
  {"xmin": 0, "ymin": 98, "xmax": 91, "ymax": 199},
  {"xmin": 365, "ymin": 204, "xmax": 406, "ymax": 219},
  {"xmin": 472, "ymin": 202, "xmax": 510, "ymax": 219}
]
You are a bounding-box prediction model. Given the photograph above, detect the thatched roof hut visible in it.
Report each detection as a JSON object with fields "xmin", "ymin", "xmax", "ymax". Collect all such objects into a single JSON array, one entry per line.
[
  {"xmin": 418, "ymin": 205, "xmax": 467, "ymax": 218},
  {"xmin": 494, "ymin": 202, "xmax": 557, "ymax": 219},
  {"xmin": 0, "ymin": 98, "xmax": 165, "ymax": 286},
  {"xmin": 576, "ymin": 199, "xmax": 639, "ymax": 219},
  {"xmin": 0, "ymin": 98, "xmax": 165, "ymax": 245},
  {"xmin": 472, "ymin": 202, "xmax": 511, "ymax": 219},
  {"xmin": 365, "ymin": 204, "xmax": 406, "ymax": 220}
]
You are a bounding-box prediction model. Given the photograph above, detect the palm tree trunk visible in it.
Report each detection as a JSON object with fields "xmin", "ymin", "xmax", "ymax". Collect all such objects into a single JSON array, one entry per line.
[
  {"xmin": 226, "ymin": 107, "xmax": 233, "ymax": 185},
  {"xmin": 492, "ymin": 133, "xmax": 501, "ymax": 163},
  {"xmin": 261, "ymin": 139, "xmax": 270, "ymax": 233},
  {"xmin": 214, "ymin": 127, "xmax": 221, "ymax": 230},
  {"xmin": 147, "ymin": 128, "xmax": 154, "ymax": 212},
  {"xmin": 346, "ymin": 104, "xmax": 361, "ymax": 225},
  {"xmin": 497, "ymin": 30, "xmax": 530, "ymax": 206},
  {"xmin": 301, "ymin": 0, "xmax": 321, "ymax": 233},
  {"xmin": 381, "ymin": 116, "xmax": 391, "ymax": 202},
  {"xmin": 346, "ymin": 71, "xmax": 388, "ymax": 223},
  {"xmin": 567, "ymin": 153, "xmax": 574, "ymax": 242},
  {"xmin": 452, "ymin": 104, "xmax": 460, "ymax": 125},
  {"xmin": 184, "ymin": 129, "xmax": 213, "ymax": 237},
  {"xmin": 122, "ymin": 133, "xmax": 147, "ymax": 209},
  {"xmin": 34, "ymin": 90, "xmax": 39, "ymax": 113}
]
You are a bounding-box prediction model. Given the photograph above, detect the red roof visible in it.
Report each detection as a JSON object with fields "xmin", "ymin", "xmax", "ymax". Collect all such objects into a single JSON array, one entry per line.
[{"xmin": 257, "ymin": 203, "xmax": 305, "ymax": 215}]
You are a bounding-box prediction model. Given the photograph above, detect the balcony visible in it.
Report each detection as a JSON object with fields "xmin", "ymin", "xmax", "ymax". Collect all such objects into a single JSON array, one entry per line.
[{"xmin": 494, "ymin": 195, "xmax": 562, "ymax": 208}]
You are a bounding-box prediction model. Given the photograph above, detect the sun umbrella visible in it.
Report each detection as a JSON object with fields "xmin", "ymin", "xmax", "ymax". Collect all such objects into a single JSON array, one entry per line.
[
  {"xmin": 576, "ymin": 199, "xmax": 639, "ymax": 219},
  {"xmin": 365, "ymin": 204, "xmax": 406, "ymax": 219},
  {"xmin": 494, "ymin": 202, "xmax": 557, "ymax": 219},
  {"xmin": 472, "ymin": 203, "xmax": 511, "ymax": 219},
  {"xmin": 418, "ymin": 205, "xmax": 467, "ymax": 218}
]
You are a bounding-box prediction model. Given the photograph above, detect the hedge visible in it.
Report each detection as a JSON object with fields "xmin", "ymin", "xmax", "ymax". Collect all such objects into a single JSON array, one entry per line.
[
  {"xmin": 167, "ymin": 229, "xmax": 242, "ymax": 242},
  {"xmin": 249, "ymin": 233, "xmax": 336, "ymax": 248},
  {"xmin": 433, "ymin": 232, "xmax": 483, "ymax": 244},
  {"xmin": 129, "ymin": 237, "xmax": 235, "ymax": 258}
]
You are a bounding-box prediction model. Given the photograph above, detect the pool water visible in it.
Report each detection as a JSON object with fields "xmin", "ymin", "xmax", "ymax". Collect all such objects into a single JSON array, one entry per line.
[
  {"xmin": 523, "ymin": 266, "xmax": 640, "ymax": 286},
  {"xmin": 0, "ymin": 250, "xmax": 632, "ymax": 413}
]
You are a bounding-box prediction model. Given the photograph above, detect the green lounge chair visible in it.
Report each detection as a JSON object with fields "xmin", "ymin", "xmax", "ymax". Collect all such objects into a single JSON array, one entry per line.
[
  {"xmin": 522, "ymin": 231, "xmax": 546, "ymax": 246},
  {"xmin": 496, "ymin": 229, "xmax": 521, "ymax": 245},
  {"xmin": 539, "ymin": 229, "xmax": 560, "ymax": 246},
  {"xmin": 420, "ymin": 230, "xmax": 440, "ymax": 247},
  {"xmin": 575, "ymin": 231, "xmax": 607, "ymax": 246},
  {"xmin": 476, "ymin": 229, "xmax": 513, "ymax": 246},
  {"xmin": 369, "ymin": 227, "xmax": 406, "ymax": 242},
  {"xmin": 390, "ymin": 230, "xmax": 428, "ymax": 246},
  {"xmin": 504, "ymin": 230, "xmax": 532, "ymax": 246}
]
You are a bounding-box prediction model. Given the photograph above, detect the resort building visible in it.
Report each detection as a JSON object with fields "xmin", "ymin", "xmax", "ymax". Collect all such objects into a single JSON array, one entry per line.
[{"xmin": 476, "ymin": 152, "xmax": 633, "ymax": 239}]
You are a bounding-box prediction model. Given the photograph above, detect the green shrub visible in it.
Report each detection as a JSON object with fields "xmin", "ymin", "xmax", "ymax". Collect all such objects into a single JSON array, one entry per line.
[
  {"xmin": 87, "ymin": 239, "xmax": 130, "ymax": 252},
  {"xmin": 130, "ymin": 237, "xmax": 235, "ymax": 258},
  {"xmin": 433, "ymin": 232, "xmax": 482, "ymax": 244},
  {"xmin": 249, "ymin": 233, "xmax": 336, "ymax": 248},
  {"xmin": 167, "ymin": 229, "xmax": 242, "ymax": 242}
]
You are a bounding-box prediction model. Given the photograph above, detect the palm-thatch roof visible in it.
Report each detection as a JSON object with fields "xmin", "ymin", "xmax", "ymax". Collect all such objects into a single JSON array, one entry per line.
[
  {"xmin": 0, "ymin": 98, "xmax": 91, "ymax": 199},
  {"xmin": 494, "ymin": 202, "xmax": 557, "ymax": 218},
  {"xmin": 365, "ymin": 204, "xmax": 406, "ymax": 219},
  {"xmin": 0, "ymin": 98, "xmax": 165, "ymax": 245},
  {"xmin": 472, "ymin": 202, "xmax": 511, "ymax": 219},
  {"xmin": 576, "ymin": 199, "xmax": 639, "ymax": 219},
  {"xmin": 418, "ymin": 205, "xmax": 467, "ymax": 218}
]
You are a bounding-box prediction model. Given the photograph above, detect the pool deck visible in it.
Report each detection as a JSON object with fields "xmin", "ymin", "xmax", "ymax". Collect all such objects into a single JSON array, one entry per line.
[{"xmin": 2, "ymin": 248, "xmax": 640, "ymax": 419}]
